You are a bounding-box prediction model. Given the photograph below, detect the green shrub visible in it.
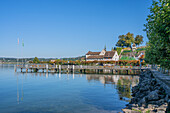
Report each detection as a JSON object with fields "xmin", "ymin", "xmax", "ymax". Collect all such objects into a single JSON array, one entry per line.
[{"xmin": 116, "ymin": 47, "xmax": 122, "ymax": 55}]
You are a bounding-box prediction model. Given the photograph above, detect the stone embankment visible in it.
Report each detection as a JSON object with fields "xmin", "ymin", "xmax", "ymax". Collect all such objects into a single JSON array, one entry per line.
[{"xmin": 122, "ymin": 70, "xmax": 170, "ymax": 113}]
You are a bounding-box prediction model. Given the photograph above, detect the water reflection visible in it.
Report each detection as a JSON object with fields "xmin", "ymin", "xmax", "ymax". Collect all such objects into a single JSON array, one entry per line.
[
  {"xmin": 86, "ymin": 74, "xmax": 139, "ymax": 101},
  {"xmin": 0, "ymin": 66, "xmax": 140, "ymax": 113},
  {"xmin": 16, "ymin": 72, "xmax": 139, "ymax": 103}
]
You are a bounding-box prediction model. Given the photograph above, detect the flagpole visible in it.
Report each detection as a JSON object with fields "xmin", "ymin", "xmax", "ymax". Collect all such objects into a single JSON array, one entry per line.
[
  {"xmin": 22, "ymin": 39, "xmax": 24, "ymax": 67},
  {"xmin": 17, "ymin": 38, "xmax": 19, "ymax": 67}
]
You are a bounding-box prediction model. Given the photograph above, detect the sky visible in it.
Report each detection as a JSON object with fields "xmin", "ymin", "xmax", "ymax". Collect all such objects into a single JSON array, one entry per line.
[{"xmin": 0, "ymin": 0, "xmax": 153, "ymax": 58}]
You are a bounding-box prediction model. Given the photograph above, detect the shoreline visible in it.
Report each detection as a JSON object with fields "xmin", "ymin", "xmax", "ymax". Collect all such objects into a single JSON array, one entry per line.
[{"xmin": 122, "ymin": 70, "xmax": 170, "ymax": 113}]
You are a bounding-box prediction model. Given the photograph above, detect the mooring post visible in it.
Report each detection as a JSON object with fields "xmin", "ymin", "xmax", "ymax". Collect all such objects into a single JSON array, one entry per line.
[
  {"xmin": 67, "ymin": 65, "xmax": 69, "ymax": 73},
  {"xmin": 21, "ymin": 68, "xmax": 22, "ymax": 72},
  {"xmin": 56, "ymin": 65, "xmax": 58, "ymax": 72},
  {"xmin": 14, "ymin": 65, "xmax": 17, "ymax": 72},
  {"xmin": 25, "ymin": 64, "xmax": 28, "ymax": 73},
  {"xmin": 59, "ymin": 65, "xmax": 61, "ymax": 73},
  {"xmin": 73, "ymin": 65, "xmax": 75, "ymax": 73},
  {"xmin": 46, "ymin": 64, "xmax": 48, "ymax": 72}
]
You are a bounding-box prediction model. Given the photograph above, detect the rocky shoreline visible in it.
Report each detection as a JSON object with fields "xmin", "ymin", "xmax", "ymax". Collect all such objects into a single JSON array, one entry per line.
[{"xmin": 122, "ymin": 70, "xmax": 170, "ymax": 113}]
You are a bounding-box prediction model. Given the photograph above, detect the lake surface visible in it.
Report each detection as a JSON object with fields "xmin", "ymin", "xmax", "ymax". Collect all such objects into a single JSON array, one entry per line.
[{"xmin": 0, "ymin": 64, "xmax": 139, "ymax": 113}]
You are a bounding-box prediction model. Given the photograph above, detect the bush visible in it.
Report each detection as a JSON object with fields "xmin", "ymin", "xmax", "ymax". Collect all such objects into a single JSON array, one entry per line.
[{"xmin": 116, "ymin": 47, "xmax": 122, "ymax": 55}]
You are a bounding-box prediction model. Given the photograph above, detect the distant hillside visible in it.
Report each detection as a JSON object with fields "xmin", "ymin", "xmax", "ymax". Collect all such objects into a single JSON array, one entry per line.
[
  {"xmin": 60, "ymin": 56, "xmax": 85, "ymax": 61},
  {"xmin": 0, "ymin": 56, "xmax": 85, "ymax": 63}
]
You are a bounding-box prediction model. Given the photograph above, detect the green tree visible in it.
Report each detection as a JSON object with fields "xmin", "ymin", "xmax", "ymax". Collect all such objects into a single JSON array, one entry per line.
[
  {"xmin": 144, "ymin": 0, "xmax": 170, "ymax": 70},
  {"xmin": 33, "ymin": 57, "xmax": 40, "ymax": 63},
  {"xmin": 116, "ymin": 33, "xmax": 135, "ymax": 48},
  {"xmin": 125, "ymin": 32, "xmax": 134, "ymax": 47},
  {"xmin": 134, "ymin": 35, "xmax": 144, "ymax": 46},
  {"xmin": 116, "ymin": 35, "xmax": 126, "ymax": 47}
]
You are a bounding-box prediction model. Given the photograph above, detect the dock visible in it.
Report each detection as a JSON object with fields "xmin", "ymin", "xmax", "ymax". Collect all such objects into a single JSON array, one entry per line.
[{"xmin": 14, "ymin": 64, "xmax": 148, "ymax": 75}]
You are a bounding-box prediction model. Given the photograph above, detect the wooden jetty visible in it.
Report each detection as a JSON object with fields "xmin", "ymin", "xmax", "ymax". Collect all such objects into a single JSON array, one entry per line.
[{"xmin": 14, "ymin": 64, "xmax": 148, "ymax": 74}]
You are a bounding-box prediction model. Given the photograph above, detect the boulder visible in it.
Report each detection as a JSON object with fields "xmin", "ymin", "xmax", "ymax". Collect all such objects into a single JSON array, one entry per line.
[{"xmin": 147, "ymin": 90, "xmax": 159, "ymax": 101}]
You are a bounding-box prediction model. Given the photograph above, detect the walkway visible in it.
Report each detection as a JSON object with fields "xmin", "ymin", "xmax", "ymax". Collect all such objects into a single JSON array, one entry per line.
[{"xmin": 151, "ymin": 69, "xmax": 170, "ymax": 95}]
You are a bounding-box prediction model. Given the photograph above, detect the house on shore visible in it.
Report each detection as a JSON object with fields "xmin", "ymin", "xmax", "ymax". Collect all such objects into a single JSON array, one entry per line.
[
  {"xmin": 86, "ymin": 48, "xmax": 119, "ymax": 61},
  {"xmin": 132, "ymin": 43, "xmax": 137, "ymax": 51}
]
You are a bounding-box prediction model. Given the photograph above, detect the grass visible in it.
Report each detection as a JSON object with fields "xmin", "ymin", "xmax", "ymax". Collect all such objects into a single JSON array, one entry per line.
[
  {"xmin": 132, "ymin": 109, "xmax": 142, "ymax": 113},
  {"xmin": 120, "ymin": 56, "xmax": 136, "ymax": 60},
  {"xmin": 146, "ymin": 110, "xmax": 150, "ymax": 113}
]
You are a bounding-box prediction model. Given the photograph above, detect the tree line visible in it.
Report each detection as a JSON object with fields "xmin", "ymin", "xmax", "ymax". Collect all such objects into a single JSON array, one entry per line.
[{"xmin": 144, "ymin": 0, "xmax": 170, "ymax": 70}]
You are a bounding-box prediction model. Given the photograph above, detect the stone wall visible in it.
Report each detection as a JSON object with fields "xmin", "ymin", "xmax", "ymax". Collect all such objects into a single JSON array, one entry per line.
[{"xmin": 122, "ymin": 70, "xmax": 170, "ymax": 113}]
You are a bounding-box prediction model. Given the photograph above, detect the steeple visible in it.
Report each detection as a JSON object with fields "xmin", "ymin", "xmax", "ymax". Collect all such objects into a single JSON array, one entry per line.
[
  {"xmin": 111, "ymin": 47, "xmax": 114, "ymax": 51},
  {"xmin": 104, "ymin": 45, "xmax": 106, "ymax": 51}
]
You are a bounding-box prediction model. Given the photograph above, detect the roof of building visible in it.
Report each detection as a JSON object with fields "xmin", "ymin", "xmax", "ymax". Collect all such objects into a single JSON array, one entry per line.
[
  {"xmin": 86, "ymin": 51, "xmax": 100, "ymax": 55},
  {"xmin": 132, "ymin": 43, "xmax": 136, "ymax": 47},
  {"xmin": 86, "ymin": 55, "xmax": 104, "ymax": 59},
  {"xmin": 104, "ymin": 51, "xmax": 115, "ymax": 58}
]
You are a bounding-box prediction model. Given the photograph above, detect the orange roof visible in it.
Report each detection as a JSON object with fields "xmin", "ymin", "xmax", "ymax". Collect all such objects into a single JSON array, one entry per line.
[
  {"xmin": 104, "ymin": 51, "xmax": 115, "ymax": 58},
  {"xmin": 87, "ymin": 55, "xmax": 104, "ymax": 59},
  {"xmin": 86, "ymin": 51, "xmax": 100, "ymax": 55}
]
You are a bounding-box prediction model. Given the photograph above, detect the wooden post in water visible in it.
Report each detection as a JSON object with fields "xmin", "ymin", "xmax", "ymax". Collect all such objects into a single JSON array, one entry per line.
[
  {"xmin": 14, "ymin": 65, "xmax": 17, "ymax": 72},
  {"xmin": 59, "ymin": 65, "xmax": 61, "ymax": 73},
  {"xmin": 21, "ymin": 68, "xmax": 22, "ymax": 72},
  {"xmin": 73, "ymin": 65, "xmax": 74, "ymax": 73},
  {"xmin": 46, "ymin": 64, "xmax": 48, "ymax": 73},
  {"xmin": 55, "ymin": 65, "xmax": 58, "ymax": 73}
]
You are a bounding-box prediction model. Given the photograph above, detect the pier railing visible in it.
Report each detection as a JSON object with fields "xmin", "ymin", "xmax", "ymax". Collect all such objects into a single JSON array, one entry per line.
[{"xmin": 15, "ymin": 64, "xmax": 146, "ymax": 70}]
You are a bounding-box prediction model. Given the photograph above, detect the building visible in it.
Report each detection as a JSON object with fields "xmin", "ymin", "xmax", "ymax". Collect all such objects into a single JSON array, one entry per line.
[
  {"xmin": 132, "ymin": 43, "xmax": 137, "ymax": 51},
  {"xmin": 86, "ymin": 48, "xmax": 119, "ymax": 61}
]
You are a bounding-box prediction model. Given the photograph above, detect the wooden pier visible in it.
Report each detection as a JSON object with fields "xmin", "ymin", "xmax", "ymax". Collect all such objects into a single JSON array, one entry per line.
[{"xmin": 14, "ymin": 64, "xmax": 148, "ymax": 75}]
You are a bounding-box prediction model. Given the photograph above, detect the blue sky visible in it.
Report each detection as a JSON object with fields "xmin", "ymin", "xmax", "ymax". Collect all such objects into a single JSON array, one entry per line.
[{"xmin": 0, "ymin": 0, "xmax": 152, "ymax": 58}]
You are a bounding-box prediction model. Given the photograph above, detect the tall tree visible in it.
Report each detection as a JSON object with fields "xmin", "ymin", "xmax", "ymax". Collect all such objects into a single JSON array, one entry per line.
[
  {"xmin": 116, "ymin": 35, "xmax": 126, "ymax": 47},
  {"xmin": 144, "ymin": 0, "xmax": 170, "ymax": 69},
  {"xmin": 124, "ymin": 32, "xmax": 134, "ymax": 47},
  {"xmin": 134, "ymin": 35, "xmax": 144, "ymax": 46},
  {"xmin": 116, "ymin": 33, "xmax": 135, "ymax": 48}
]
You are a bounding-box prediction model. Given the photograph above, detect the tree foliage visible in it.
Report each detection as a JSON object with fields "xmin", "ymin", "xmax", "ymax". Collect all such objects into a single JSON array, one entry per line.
[
  {"xmin": 33, "ymin": 57, "xmax": 40, "ymax": 63},
  {"xmin": 116, "ymin": 47, "xmax": 122, "ymax": 55},
  {"xmin": 144, "ymin": 0, "xmax": 170, "ymax": 69},
  {"xmin": 116, "ymin": 32, "xmax": 143, "ymax": 48},
  {"xmin": 134, "ymin": 35, "xmax": 144, "ymax": 46}
]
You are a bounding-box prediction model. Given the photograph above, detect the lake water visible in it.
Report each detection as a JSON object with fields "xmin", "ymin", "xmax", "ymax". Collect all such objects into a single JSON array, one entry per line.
[{"xmin": 0, "ymin": 64, "xmax": 139, "ymax": 113}]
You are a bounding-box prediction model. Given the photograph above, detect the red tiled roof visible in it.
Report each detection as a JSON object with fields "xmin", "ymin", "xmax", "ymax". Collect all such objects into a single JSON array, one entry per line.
[
  {"xmin": 86, "ymin": 51, "xmax": 100, "ymax": 55},
  {"xmin": 87, "ymin": 55, "xmax": 104, "ymax": 59},
  {"xmin": 104, "ymin": 51, "xmax": 115, "ymax": 58},
  {"xmin": 132, "ymin": 43, "xmax": 136, "ymax": 47}
]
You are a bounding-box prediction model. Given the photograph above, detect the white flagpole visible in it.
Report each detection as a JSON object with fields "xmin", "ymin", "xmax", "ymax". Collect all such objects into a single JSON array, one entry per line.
[{"xmin": 17, "ymin": 38, "xmax": 19, "ymax": 67}]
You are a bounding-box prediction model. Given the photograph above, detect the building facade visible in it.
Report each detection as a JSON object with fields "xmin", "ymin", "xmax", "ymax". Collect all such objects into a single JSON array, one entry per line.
[{"xmin": 86, "ymin": 49, "xmax": 119, "ymax": 61}]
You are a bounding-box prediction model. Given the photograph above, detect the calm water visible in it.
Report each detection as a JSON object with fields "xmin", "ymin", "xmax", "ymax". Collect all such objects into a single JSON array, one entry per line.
[{"xmin": 0, "ymin": 64, "xmax": 139, "ymax": 113}]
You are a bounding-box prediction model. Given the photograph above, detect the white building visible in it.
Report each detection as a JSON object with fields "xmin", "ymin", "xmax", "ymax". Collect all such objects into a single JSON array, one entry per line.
[{"xmin": 86, "ymin": 49, "xmax": 119, "ymax": 61}]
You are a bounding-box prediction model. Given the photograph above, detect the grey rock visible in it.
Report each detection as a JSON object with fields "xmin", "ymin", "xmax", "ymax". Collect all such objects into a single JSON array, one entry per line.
[{"xmin": 147, "ymin": 90, "xmax": 159, "ymax": 101}]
